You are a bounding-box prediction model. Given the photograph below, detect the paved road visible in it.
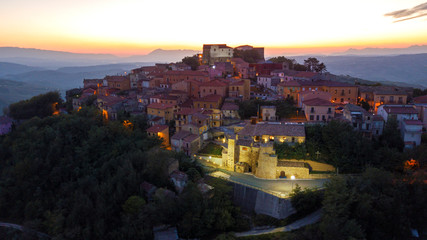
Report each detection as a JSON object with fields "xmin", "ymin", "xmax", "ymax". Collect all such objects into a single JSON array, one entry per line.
[
  {"xmin": 235, "ymin": 209, "xmax": 322, "ymax": 237},
  {"xmin": 0, "ymin": 222, "xmax": 51, "ymax": 239}
]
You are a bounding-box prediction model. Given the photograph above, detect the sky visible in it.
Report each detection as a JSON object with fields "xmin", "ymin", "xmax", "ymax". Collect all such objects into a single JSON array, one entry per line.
[{"xmin": 1, "ymin": 0, "xmax": 427, "ymax": 56}]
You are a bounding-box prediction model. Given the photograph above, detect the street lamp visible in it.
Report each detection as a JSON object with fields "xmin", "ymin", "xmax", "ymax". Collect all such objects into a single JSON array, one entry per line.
[{"xmin": 290, "ymin": 175, "xmax": 295, "ymax": 191}]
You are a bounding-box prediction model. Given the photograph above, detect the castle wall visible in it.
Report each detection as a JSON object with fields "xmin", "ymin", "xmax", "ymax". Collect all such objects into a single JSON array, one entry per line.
[{"xmin": 275, "ymin": 166, "xmax": 309, "ymax": 179}]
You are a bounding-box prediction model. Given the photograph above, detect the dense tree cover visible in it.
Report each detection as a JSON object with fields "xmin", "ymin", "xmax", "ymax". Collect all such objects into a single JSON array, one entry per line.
[
  {"xmin": 274, "ymin": 119, "xmax": 415, "ymax": 173},
  {"xmin": 233, "ymin": 49, "xmax": 262, "ymax": 63},
  {"xmin": 6, "ymin": 91, "xmax": 62, "ymax": 120},
  {"xmin": 0, "ymin": 106, "xmax": 250, "ymax": 239},
  {"xmin": 413, "ymin": 88, "xmax": 427, "ymax": 98},
  {"xmin": 320, "ymin": 168, "xmax": 427, "ymax": 240},
  {"xmin": 181, "ymin": 55, "xmax": 200, "ymax": 70},
  {"xmin": 290, "ymin": 185, "xmax": 323, "ymax": 216},
  {"xmin": 238, "ymin": 99, "xmax": 296, "ymax": 120},
  {"xmin": 268, "ymin": 56, "xmax": 307, "ymax": 71}
]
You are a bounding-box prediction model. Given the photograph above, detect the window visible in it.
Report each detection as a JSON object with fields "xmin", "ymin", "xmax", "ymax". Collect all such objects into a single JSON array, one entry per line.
[
  {"xmin": 316, "ymin": 115, "xmax": 319, "ymax": 121},
  {"xmin": 349, "ymin": 90, "xmax": 351, "ymax": 94},
  {"xmin": 310, "ymin": 115, "xmax": 314, "ymax": 120},
  {"xmin": 341, "ymin": 98, "xmax": 344, "ymax": 102},
  {"xmin": 366, "ymin": 124, "xmax": 370, "ymax": 130},
  {"xmin": 390, "ymin": 96, "xmax": 394, "ymax": 102},
  {"xmin": 292, "ymin": 137, "xmax": 295, "ymax": 142},
  {"xmin": 335, "ymin": 89, "xmax": 337, "ymax": 94},
  {"xmin": 322, "ymin": 115, "xmax": 326, "ymax": 121},
  {"xmin": 311, "ymin": 107, "xmax": 314, "ymax": 113},
  {"xmin": 328, "ymin": 108, "xmax": 332, "ymax": 113}
]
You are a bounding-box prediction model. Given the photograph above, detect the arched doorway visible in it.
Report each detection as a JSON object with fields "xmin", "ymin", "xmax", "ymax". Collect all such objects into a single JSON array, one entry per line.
[{"xmin": 280, "ymin": 171, "xmax": 286, "ymax": 178}]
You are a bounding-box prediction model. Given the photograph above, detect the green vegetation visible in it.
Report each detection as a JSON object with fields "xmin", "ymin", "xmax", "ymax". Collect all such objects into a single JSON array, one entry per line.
[
  {"xmin": 238, "ymin": 99, "xmax": 296, "ymax": 120},
  {"xmin": 6, "ymin": 91, "xmax": 62, "ymax": 120},
  {"xmin": 198, "ymin": 142, "xmax": 223, "ymax": 156},
  {"xmin": 290, "ymin": 185, "xmax": 323, "ymax": 216},
  {"xmin": 181, "ymin": 55, "xmax": 200, "ymax": 70},
  {"xmin": 319, "ymin": 168, "xmax": 427, "ymax": 239},
  {"xmin": 0, "ymin": 94, "xmax": 250, "ymax": 239},
  {"xmin": 268, "ymin": 56, "xmax": 307, "ymax": 71},
  {"xmin": 413, "ymin": 88, "xmax": 427, "ymax": 98}
]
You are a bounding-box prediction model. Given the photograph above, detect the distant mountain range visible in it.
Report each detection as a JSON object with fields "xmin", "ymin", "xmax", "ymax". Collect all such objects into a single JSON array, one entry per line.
[
  {"xmin": 291, "ymin": 53, "xmax": 427, "ymax": 88},
  {"xmin": 333, "ymin": 45, "xmax": 427, "ymax": 56},
  {"xmin": 0, "ymin": 47, "xmax": 199, "ymax": 68}
]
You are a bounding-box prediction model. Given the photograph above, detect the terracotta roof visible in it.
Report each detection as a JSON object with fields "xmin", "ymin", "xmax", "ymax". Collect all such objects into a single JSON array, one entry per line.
[
  {"xmin": 403, "ymin": 119, "xmax": 423, "ymax": 125},
  {"xmin": 196, "ymin": 94, "xmax": 222, "ymax": 102},
  {"xmin": 172, "ymin": 130, "xmax": 191, "ymax": 140},
  {"xmin": 413, "ymin": 95, "xmax": 427, "ymax": 104},
  {"xmin": 277, "ymin": 161, "xmax": 306, "ymax": 167},
  {"xmin": 147, "ymin": 103, "xmax": 175, "ymax": 110},
  {"xmin": 175, "ymin": 108, "xmax": 197, "ymax": 115},
  {"xmin": 345, "ymin": 104, "xmax": 369, "ymax": 115},
  {"xmin": 383, "ymin": 106, "xmax": 418, "ymax": 114},
  {"xmin": 104, "ymin": 76, "xmax": 128, "ymax": 81},
  {"xmin": 222, "ymin": 103, "xmax": 239, "ymax": 111},
  {"xmin": 192, "ymin": 112, "xmax": 210, "ymax": 120},
  {"xmin": 238, "ymin": 123, "xmax": 305, "ymax": 137},
  {"xmin": 200, "ymin": 79, "xmax": 229, "ymax": 87},
  {"xmin": 183, "ymin": 134, "xmax": 200, "ymax": 143},
  {"xmin": 147, "ymin": 124, "xmax": 168, "ymax": 133},
  {"xmin": 164, "ymin": 70, "xmax": 209, "ymax": 77},
  {"xmin": 278, "ymin": 80, "xmax": 301, "ymax": 87},
  {"xmin": 303, "ymin": 98, "xmax": 334, "ymax": 106},
  {"xmin": 258, "ymin": 75, "xmax": 273, "ymax": 78},
  {"xmin": 229, "ymin": 80, "xmax": 245, "ymax": 86}
]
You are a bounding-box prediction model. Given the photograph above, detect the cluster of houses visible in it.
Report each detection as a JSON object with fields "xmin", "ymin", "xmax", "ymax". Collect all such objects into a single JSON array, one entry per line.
[{"xmin": 64, "ymin": 44, "xmax": 427, "ymax": 178}]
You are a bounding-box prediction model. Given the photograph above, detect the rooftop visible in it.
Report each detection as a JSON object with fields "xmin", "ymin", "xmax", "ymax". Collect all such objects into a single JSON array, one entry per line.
[
  {"xmin": 222, "ymin": 102, "xmax": 239, "ymax": 111},
  {"xmin": 303, "ymin": 98, "xmax": 334, "ymax": 106},
  {"xmin": 413, "ymin": 95, "xmax": 427, "ymax": 104},
  {"xmin": 164, "ymin": 70, "xmax": 209, "ymax": 77},
  {"xmin": 383, "ymin": 106, "xmax": 418, "ymax": 114},
  {"xmin": 195, "ymin": 94, "xmax": 223, "ymax": 102},
  {"xmin": 147, "ymin": 103, "xmax": 175, "ymax": 110},
  {"xmin": 147, "ymin": 124, "xmax": 168, "ymax": 133},
  {"xmin": 200, "ymin": 79, "xmax": 229, "ymax": 87}
]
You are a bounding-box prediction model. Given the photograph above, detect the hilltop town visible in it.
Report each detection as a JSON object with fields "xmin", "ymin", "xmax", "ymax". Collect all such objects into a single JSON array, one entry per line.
[
  {"xmin": 1, "ymin": 44, "xmax": 426, "ymax": 240},
  {"xmin": 33, "ymin": 43, "xmax": 422, "ymax": 180}
]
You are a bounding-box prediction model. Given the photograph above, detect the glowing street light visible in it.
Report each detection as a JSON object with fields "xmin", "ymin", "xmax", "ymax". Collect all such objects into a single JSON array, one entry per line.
[{"xmin": 290, "ymin": 175, "xmax": 295, "ymax": 191}]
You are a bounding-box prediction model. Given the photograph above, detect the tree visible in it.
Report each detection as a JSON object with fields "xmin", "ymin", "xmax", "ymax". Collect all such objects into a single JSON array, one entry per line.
[
  {"xmin": 358, "ymin": 99, "xmax": 370, "ymax": 111},
  {"xmin": 304, "ymin": 57, "xmax": 326, "ymax": 73},
  {"xmin": 182, "ymin": 55, "xmax": 200, "ymax": 70},
  {"xmin": 8, "ymin": 91, "xmax": 63, "ymax": 120}
]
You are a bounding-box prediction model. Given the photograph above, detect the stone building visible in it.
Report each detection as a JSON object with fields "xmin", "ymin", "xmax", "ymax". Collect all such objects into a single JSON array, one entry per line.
[{"xmin": 221, "ymin": 122, "xmax": 309, "ymax": 179}]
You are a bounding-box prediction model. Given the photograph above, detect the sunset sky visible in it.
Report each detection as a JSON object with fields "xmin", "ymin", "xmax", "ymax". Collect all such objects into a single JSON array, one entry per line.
[{"xmin": 1, "ymin": 0, "xmax": 427, "ymax": 56}]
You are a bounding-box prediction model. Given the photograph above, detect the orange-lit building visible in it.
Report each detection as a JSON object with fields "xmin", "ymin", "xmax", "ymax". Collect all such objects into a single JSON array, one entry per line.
[
  {"xmin": 147, "ymin": 124, "xmax": 170, "ymax": 148},
  {"xmin": 147, "ymin": 103, "xmax": 178, "ymax": 122},
  {"xmin": 200, "ymin": 79, "xmax": 229, "ymax": 98},
  {"xmin": 172, "ymin": 79, "xmax": 202, "ymax": 98},
  {"xmin": 162, "ymin": 70, "xmax": 210, "ymax": 87},
  {"xmin": 104, "ymin": 76, "xmax": 131, "ymax": 91},
  {"xmin": 302, "ymin": 98, "xmax": 334, "ymax": 122},
  {"xmin": 277, "ymin": 80, "xmax": 301, "ymax": 102},
  {"xmin": 299, "ymin": 80, "xmax": 358, "ymax": 104},
  {"xmin": 193, "ymin": 94, "xmax": 223, "ymax": 110},
  {"xmin": 229, "ymin": 79, "xmax": 250, "ymax": 100},
  {"xmin": 358, "ymin": 86, "xmax": 409, "ymax": 112}
]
